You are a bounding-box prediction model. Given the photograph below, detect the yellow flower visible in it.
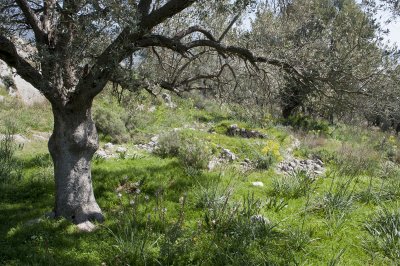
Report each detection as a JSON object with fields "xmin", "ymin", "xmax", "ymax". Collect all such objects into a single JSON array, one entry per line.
[
  {"xmin": 389, "ymin": 135, "xmax": 396, "ymax": 145},
  {"xmin": 262, "ymin": 140, "xmax": 282, "ymax": 160}
]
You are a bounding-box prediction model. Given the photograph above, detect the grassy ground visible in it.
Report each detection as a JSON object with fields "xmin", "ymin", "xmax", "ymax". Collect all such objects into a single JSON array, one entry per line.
[{"xmin": 1, "ymin": 90, "xmax": 400, "ymax": 265}]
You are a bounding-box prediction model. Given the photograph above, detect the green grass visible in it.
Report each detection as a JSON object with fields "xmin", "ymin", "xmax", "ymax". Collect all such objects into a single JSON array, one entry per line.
[{"xmin": 1, "ymin": 92, "xmax": 400, "ymax": 265}]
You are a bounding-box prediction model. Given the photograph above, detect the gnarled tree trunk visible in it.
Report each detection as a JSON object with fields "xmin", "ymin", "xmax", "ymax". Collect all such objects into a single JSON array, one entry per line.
[{"xmin": 48, "ymin": 102, "xmax": 104, "ymax": 224}]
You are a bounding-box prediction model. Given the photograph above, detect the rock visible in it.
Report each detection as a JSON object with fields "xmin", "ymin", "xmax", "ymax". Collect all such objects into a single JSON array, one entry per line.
[
  {"xmin": 221, "ymin": 148, "xmax": 236, "ymax": 161},
  {"xmin": 161, "ymin": 93, "xmax": 176, "ymax": 108},
  {"xmin": 0, "ymin": 59, "xmax": 45, "ymax": 105},
  {"xmin": 252, "ymin": 181, "xmax": 264, "ymax": 187},
  {"xmin": 96, "ymin": 150, "xmax": 108, "ymax": 159},
  {"xmin": 289, "ymin": 161, "xmax": 297, "ymax": 167},
  {"xmin": 150, "ymin": 135, "xmax": 159, "ymax": 142},
  {"xmin": 208, "ymin": 157, "xmax": 221, "ymax": 170},
  {"xmin": 116, "ymin": 147, "xmax": 127, "ymax": 153},
  {"xmin": 104, "ymin": 142, "xmax": 114, "ymax": 150},
  {"xmin": 0, "ymin": 95, "xmax": 4, "ymax": 102},
  {"xmin": 76, "ymin": 221, "xmax": 96, "ymax": 232},
  {"xmin": 148, "ymin": 106, "xmax": 156, "ymax": 112}
]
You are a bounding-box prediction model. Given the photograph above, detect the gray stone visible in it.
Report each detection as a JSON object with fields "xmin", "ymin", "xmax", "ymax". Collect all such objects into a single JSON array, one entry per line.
[
  {"xmin": 96, "ymin": 150, "xmax": 108, "ymax": 159},
  {"xmin": 0, "ymin": 95, "xmax": 4, "ymax": 102},
  {"xmin": 76, "ymin": 221, "xmax": 96, "ymax": 232},
  {"xmin": 116, "ymin": 147, "xmax": 127, "ymax": 153},
  {"xmin": 221, "ymin": 148, "xmax": 236, "ymax": 161},
  {"xmin": 104, "ymin": 142, "xmax": 114, "ymax": 150}
]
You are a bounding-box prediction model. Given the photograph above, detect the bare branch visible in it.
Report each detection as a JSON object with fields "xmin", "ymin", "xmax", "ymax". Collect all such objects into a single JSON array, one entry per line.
[{"xmin": 15, "ymin": 0, "xmax": 47, "ymax": 43}]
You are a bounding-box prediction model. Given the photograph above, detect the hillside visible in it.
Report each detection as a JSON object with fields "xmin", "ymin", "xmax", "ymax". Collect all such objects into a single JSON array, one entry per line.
[{"xmin": 1, "ymin": 89, "xmax": 400, "ymax": 265}]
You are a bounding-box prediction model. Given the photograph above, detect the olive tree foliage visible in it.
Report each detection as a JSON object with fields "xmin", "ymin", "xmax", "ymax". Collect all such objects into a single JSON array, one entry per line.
[
  {"xmin": 0, "ymin": 0, "xmax": 296, "ymax": 225},
  {"xmin": 246, "ymin": 0, "xmax": 393, "ymax": 120}
]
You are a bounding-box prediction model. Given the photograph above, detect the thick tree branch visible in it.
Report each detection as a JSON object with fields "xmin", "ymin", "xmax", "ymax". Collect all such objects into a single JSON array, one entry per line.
[{"xmin": 0, "ymin": 35, "xmax": 55, "ymax": 102}]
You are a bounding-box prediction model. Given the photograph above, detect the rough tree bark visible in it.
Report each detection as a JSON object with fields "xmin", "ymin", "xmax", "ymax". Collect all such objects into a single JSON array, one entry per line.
[{"xmin": 48, "ymin": 102, "xmax": 104, "ymax": 223}]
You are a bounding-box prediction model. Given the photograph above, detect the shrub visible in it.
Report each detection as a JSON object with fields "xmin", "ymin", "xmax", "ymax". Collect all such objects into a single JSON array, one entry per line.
[
  {"xmin": 155, "ymin": 131, "xmax": 212, "ymax": 172},
  {"xmin": 283, "ymin": 115, "xmax": 330, "ymax": 135},
  {"xmin": 364, "ymin": 208, "xmax": 400, "ymax": 262},
  {"xmin": 178, "ymin": 139, "xmax": 212, "ymax": 172},
  {"xmin": 93, "ymin": 105, "xmax": 129, "ymax": 143},
  {"xmin": 0, "ymin": 129, "xmax": 22, "ymax": 183},
  {"xmin": 154, "ymin": 131, "xmax": 182, "ymax": 158}
]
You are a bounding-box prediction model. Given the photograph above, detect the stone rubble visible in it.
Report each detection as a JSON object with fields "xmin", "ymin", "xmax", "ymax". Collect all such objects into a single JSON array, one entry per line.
[
  {"xmin": 277, "ymin": 158, "xmax": 325, "ymax": 177},
  {"xmin": 226, "ymin": 124, "xmax": 267, "ymax": 139}
]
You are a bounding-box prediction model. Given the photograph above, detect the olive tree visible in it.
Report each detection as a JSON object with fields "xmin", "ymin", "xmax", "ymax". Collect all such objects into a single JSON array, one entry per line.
[{"xmin": 0, "ymin": 0, "xmax": 298, "ymax": 225}]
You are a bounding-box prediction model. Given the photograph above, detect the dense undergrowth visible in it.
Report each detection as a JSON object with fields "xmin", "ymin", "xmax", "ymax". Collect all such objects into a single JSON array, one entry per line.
[{"xmin": 1, "ymin": 88, "xmax": 400, "ymax": 265}]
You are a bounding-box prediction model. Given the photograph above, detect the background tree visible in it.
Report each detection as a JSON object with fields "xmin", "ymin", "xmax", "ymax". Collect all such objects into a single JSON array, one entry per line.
[{"xmin": 248, "ymin": 0, "xmax": 390, "ymax": 120}]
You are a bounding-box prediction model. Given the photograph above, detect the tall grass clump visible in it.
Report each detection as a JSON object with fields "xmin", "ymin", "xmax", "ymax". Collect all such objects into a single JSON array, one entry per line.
[
  {"xmin": 316, "ymin": 173, "xmax": 356, "ymax": 219},
  {"xmin": 0, "ymin": 129, "xmax": 22, "ymax": 183},
  {"xmin": 271, "ymin": 171, "xmax": 314, "ymax": 199},
  {"xmin": 364, "ymin": 208, "xmax": 400, "ymax": 262}
]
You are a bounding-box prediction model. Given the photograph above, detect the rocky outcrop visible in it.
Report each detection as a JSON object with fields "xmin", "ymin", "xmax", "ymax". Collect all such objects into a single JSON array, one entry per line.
[{"xmin": 0, "ymin": 64, "xmax": 45, "ymax": 105}]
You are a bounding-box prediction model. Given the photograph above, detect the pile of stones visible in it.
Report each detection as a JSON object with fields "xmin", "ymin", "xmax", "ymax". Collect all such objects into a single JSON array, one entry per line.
[
  {"xmin": 278, "ymin": 158, "xmax": 325, "ymax": 177},
  {"xmin": 226, "ymin": 124, "xmax": 267, "ymax": 139}
]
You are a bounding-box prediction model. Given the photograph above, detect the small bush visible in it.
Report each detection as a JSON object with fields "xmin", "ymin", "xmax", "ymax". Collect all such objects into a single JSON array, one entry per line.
[
  {"xmin": 178, "ymin": 139, "xmax": 212, "ymax": 172},
  {"xmin": 364, "ymin": 208, "xmax": 400, "ymax": 262},
  {"xmin": 154, "ymin": 131, "xmax": 183, "ymax": 158}
]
